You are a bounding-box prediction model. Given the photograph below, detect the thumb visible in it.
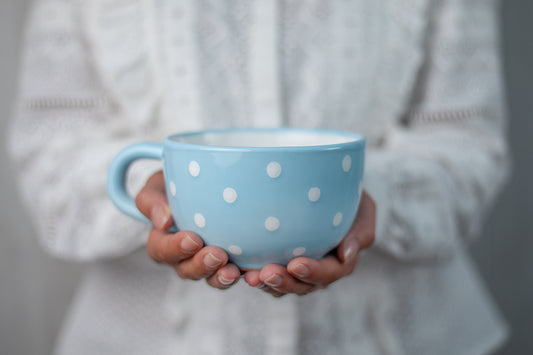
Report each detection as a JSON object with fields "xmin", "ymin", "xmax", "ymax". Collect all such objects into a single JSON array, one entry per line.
[
  {"xmin": 135, "ymin": 171, "xmax": 174, "ymax": 231},
  {"xmin": 337, "ymin": 190, "xmax": 376, "ymax": 263}
]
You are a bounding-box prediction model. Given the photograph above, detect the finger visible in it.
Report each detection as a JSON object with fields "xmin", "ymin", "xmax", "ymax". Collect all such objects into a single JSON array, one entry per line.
[
  {"xmin": 146, "ymin": 229, "xmax": 203, "ymax": 264},
  {"xmin": 287, "ymin": 254, "xmax": 359, "ymax": 288},
  {"xmin": 348, "ymin": 191, "xmax": 376, "ymax": 250},
  {"xmin": 259, "ymin": 264, "xmax": 315, "ymax": 296},
  {"xmin": 244, "ymin": 271, "xmax": 287, "ymax": 297},
  {"xmin": 337, "ymin": 236, "xmax": 361, "ymax": 265},
  {"xmin": 206, "ymin": 263, "xmax": 241, "ymax": 289},
  {"xmin": 257, "ymin": 284, "xmax": 286, "ymax": 298},
  {"xmin": 135, "ymin": 171, "xmax": 174, "ymax": 230},
  {"xmin": 284, "ymin": 193, "xmax": 373, "ymax": 285},
  {"xmin": 335, "ymin": 190, "xmax": 376, "ymax": 263},
  {"xmin": 243, "ymin": 270, "xmax": 262, "ymax": 287},
  {"xmin": 174, "ymin": 246, "xmax": 229, "ymax": 280}
]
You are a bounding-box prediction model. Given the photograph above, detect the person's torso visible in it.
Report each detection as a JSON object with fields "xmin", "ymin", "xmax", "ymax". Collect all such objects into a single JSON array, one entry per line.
[{"xmin": 87, "ymin": 0, "xmax": 431, "ymax": 144}]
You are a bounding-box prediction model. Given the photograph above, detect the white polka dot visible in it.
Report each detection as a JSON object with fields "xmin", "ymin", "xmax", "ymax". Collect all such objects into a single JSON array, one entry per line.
[
  {"xmin": 342, "ymin": 155, "xmax": 352, "ymax": 172},
  {"xmin": 228, "ymin": 245, "xmax": 242, "ymax": 255},
  {"xmin": 308, "ymin": 187, "xmax": 321, "ymax": 202},
  {"xmin": 189, "ymin": 161, "xmax": 200, "ymax": 177},
  {"xmin": 333, "ymin": 212, "xmax": 343, "ymax": 227},
  {"xmin": 223, "ymin": 188, "xmax": 237, "ymax": 203},
  {"xmin": 292, "ymin": 247, "xmax": 306, "ymax": 256},
  {"xmin": 194, "ymin": 213, "xmax": 206, "ymax": 228},
  {"xmin": 169, "ymin": 181, "xmax": 176, "ymax": 197},
  {"xmin": 265, "ymin": 217, "xmax": 280, "ymax": 232},
  {"xmin": 267, "ymin": 161, "xmax": 282, "ymax": 178}
]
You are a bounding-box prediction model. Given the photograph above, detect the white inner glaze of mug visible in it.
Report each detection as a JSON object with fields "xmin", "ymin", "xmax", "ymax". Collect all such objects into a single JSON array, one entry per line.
[{"xmin": 172, "ymin": 131, "xmax": 358, "ymax": 147}]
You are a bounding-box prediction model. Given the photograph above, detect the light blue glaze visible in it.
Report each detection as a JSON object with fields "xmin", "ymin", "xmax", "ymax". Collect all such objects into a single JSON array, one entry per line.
[
  {"xmin": 107, "ymin": 142, "xmax": 163, "ymax": 223},
  {"xmin": 108, "ymin": 128, "xmax": 365, "ymax": 269}
]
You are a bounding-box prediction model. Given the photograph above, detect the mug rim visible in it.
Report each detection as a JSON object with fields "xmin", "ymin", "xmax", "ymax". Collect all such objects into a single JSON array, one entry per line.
[{"xmin": 163, "ymin": 127, "xmax": 366, "ymax": 152}]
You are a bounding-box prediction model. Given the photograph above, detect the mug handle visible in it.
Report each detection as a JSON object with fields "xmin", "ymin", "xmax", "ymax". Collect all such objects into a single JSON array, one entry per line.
[{"xmin": 107, "ymin": 142, "xmax": 163, "ymax": 223}]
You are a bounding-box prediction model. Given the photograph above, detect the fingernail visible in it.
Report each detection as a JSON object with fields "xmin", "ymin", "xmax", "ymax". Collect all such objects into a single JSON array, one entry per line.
[
  {"xmin": 343, "ymin": 239, "xmax": 360, "ymax": 263},
  {"xmin": 151, "ymin": 205, "xmax": 171, "ymax": 230},
  {"xmin": 289, "ymin": 264, "xmax": 309, "ymax": 278},
  {"xmin": 204, "ymin": 253, "xmax": 223, "ymax": 269},
  {"xmin": 264, "ymin": 274, "xmax": 282, "ymax": 287},
  {"xmin": 218, "ymin": 275, "xmax": 235, "ymax": 286},
  {"xmin": 180, "ymin": 235, "xmax": 200, "ymax": 253}
]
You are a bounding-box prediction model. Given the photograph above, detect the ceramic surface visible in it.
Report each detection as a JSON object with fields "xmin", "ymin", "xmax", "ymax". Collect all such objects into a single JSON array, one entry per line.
[{"xmin": 108, "ymin": 128, "xmax": 366, "ymax": 269}]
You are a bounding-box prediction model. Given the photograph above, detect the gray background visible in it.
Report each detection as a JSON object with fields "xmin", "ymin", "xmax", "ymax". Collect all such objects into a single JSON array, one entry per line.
[{"xmin": 0, "ymin": 1, "xmax": 531, "ymax": 354}]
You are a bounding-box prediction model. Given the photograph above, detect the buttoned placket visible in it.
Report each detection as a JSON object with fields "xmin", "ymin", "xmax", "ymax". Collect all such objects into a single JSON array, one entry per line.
[
  {"xmin": 249, "ymin": 3, "xmax": 298, "ymax": 353},
  {"xmin": 249, "ymin": 0, "xmax": 284, "ymax": 127},
  {"xmin": 164, "ymin": 0, "xmax": 202, "ymax": 131}
]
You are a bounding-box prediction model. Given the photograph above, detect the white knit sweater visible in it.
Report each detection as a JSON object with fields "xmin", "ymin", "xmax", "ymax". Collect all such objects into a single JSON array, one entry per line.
[{"xmin": 8, "ymin": 0, "xmax": 510, "ymax": 354}]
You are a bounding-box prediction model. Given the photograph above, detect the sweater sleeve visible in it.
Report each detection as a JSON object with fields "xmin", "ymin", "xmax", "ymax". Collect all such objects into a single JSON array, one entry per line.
[
  {"xmin": 363, "ymin": 0, "xmax": 510, "ymax": 262},
  {"xmin": 7, "ymin": 0, "xmax": 161, "ymax": 261}
]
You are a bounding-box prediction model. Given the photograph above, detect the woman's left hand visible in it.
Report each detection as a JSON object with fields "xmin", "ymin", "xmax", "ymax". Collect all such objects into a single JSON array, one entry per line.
[{"xmin": 244, "ymin": 190, "xmax": 375, "ymax": 297}]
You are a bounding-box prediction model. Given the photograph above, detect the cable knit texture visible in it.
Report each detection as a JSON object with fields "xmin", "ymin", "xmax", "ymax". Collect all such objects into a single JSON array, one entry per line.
[{"xmin": 8, "ymin": 0, "xmax": 509, "ymax": 354}]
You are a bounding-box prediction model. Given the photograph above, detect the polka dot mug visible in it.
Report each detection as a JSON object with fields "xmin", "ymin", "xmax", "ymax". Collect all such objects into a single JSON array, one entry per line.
[{"xmin": 107, "ymin": 128, "xmax": 366, "ymax": 269}]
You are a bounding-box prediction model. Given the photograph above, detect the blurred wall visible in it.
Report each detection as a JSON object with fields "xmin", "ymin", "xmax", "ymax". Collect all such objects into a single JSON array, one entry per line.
[
  {"xmin": 0, "ymin": 1, "xmax": 83, "ymax": 355},
  {"xmin": 0, "ymin": 1, "xmax": 531, "ymax": 354},
  {"xmin": 470, "ymin": 1, "xmax": 533, "ymax": 354}
]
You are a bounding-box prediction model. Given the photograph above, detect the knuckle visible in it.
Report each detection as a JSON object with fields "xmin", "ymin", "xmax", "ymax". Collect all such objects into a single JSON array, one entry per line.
[
  {"xmin": 146, "ymin": 171, "xmax": 166, "ymax": 192},
  {"xmin": 271, "ymin": 291, "xmax": 285, "ymax": 298},
  {"xmin": 146, "ymin": 172, "xmax": 160, "ymax": 184},
  {"xmin": 360, "ymin": 232, "xmax": 375, "ymax": 249},
  {"xmin": 174, "ymin": 266, "xmax": 186, "ymax": 279},
  {"xmin": 144, "ymin": 171, "xmax": 163, "ymax": 187},
  {"xmin": 135, "ymin": 189, "xmax": 148, "ymax": 210},
  {"xmin": 317, "ymin": 274, "xmax": 337, "ymax": 288},
  {"xmin": 316, "ymin": 282, "xmax": 328, "ymax": 290},
  {"xmin": 296, "ymin": 287, "xmax": 313, "ymax": 296},
  {"xmin": 368, "ymin": 231, "xmax": 376, "ymax": 245},
  {"xmin": 174, "ymin": 265, "xmax": 201, "ymax": 280},
  {"xmin": 208, "ymin": 279, "xmax": 232, "ymax": 290},
  {"xmin": 152, "ymin": 250, "xmax": 166, "ymax": 263},
  {"xmin": 260, "ymin": 286, "xmax": 285, "ymax": 298},
  {"xmin": 146, "ymin": 243, "xmax": 163, "ymax": 263},
  {"xmin": 345, "ymin": 265, "xmax": 356, "ymax": 277},
  {"xmin": 146, "ymin": 248, "xmax": 162, "ymax": 263},
  {"xmin": 149, "ymin": 250, "xmax": 162, "ymax": 263},
  {"xmin": 343, "ymin": 260, "xmax": 358, "ymax": 278}
]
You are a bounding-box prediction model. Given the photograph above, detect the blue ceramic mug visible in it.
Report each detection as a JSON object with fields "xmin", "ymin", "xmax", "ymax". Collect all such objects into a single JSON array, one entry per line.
[{"xmin": 107, "ymin": 127, "xmax": 365, "ymax": 269}]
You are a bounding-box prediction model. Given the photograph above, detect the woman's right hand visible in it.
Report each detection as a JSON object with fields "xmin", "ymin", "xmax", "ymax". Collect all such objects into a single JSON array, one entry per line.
[{"xmin": 135, "ymin": 171, "xmax": 241, "ymax": 289}]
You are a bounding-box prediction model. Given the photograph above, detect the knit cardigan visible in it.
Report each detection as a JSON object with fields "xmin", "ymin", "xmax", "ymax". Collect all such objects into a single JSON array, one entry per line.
[{"xmin": 8, "ymin": 0, "xmax": 509, "ymax": 354}]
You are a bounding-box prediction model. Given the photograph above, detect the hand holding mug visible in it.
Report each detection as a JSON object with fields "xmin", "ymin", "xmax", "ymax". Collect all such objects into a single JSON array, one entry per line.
[
  {"xmin": 135, "ymin": 171, "xmax": 241, "ymax": 289},
  {"xmin": 244, "ymin": 191, "xmax": 375, "ymax": 297},
  {"xmin": 108, "ymin": 128, "xmax": 367, "ymax": 276}
]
